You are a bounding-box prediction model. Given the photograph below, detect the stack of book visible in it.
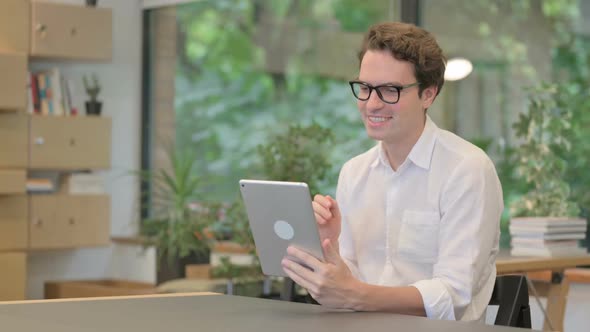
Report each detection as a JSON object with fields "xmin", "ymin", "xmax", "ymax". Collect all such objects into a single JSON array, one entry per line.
[
  {"xmin": 27, "ymin": 67, "xmax": 76, "ymax": 116},
  {"xmin": 509, "ymin": 217, "xmax": 588, "ymax": 257}
]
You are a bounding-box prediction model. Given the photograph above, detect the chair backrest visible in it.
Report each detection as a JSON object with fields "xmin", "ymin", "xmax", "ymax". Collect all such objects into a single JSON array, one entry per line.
[{"xmin": 489, "ymin": 275, "xmax": 532, "ymax": 328}]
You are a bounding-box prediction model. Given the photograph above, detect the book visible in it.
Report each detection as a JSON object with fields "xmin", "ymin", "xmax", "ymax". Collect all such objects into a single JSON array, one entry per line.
[
  {"xmin": 511, "ymin": 238, "xmax": 579, "ymax": 249},
  {"xmin": 30, "ymin": 72, "xmax": 40, "ymax": 114},
  {"xmin": 66, "ymin": 173, "xmax": 105, "ymax": 194},
  {"xmin": 26, "ymin": 178, "xmax": 54, "ymax": 192},
  {"xmin": 510, "ymin": 246, "xmax": 588, "ymax": 257},
  {"xmin": 509, "ymin": 225, "xmax": 587, "ymax": 234},
  {"xmin": 61, "ymin": 76, "xmax": 72, "ymax": 115},
  {"xmin": 511, "ymin": 232, "xmax": 586, "ymax": 240},
  {"xmin": 38, "ymin": 72, "xmax": 49, "ymax": 115},
  {"xmin": 26, "ymin": 72, "xmax": 33, "ymax": 114},
  {"xmin": 45, "ymin": 73, "xmax": 53, "ymax": 114},
  {"xmin": 510, "ymin": 218, "xmax": 587, "ymax": 227},
  {"xmin": 49, "ymin": 68, "xmax": 65, "ymax": 116}
]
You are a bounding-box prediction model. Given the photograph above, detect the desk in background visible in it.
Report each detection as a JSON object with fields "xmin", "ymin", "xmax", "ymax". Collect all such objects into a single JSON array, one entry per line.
[
  {"xmin": 496, "ymin": 251, "xmax": 590, "ymax": 331},
  {"xmin": 0, "ymin": 292, "xmax": 525, "ymax": 332}
]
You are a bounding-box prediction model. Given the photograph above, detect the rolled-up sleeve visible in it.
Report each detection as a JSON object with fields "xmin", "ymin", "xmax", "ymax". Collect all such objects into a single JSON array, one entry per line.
[
  {"xmin": 412, "ymin": 156, "xmax": 503, "ymax": 320},
  {"xmin": 411, "ymin": 279, "xmax": 456, "ymax": 319}
]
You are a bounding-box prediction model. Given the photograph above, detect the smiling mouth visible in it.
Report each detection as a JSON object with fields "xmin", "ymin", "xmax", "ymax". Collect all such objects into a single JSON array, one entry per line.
[{"xmin": 368, "ymin": 116, "xmax": 392, "ymax": 123}]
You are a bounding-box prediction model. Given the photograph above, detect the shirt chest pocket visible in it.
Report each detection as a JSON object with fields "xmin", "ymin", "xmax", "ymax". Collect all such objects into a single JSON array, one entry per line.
[{"xmin": 396, "ymin": 210, "xmax": 440, "ymax": 263}]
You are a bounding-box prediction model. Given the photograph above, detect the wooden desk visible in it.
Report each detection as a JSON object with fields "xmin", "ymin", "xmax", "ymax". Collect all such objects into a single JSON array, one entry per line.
[
  {"xmin": 496, "ymin": 251, "xmax": 590, "ymax": 331},
  {"xmin": 0, "ymin": 292, "xmax": 525, "ymax": 332}
]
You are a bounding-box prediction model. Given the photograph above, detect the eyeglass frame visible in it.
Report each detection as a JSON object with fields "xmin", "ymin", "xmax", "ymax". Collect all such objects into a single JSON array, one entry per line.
[{"xmin": 348, "ymin": 80, "xmax": 420, "ymax": 104}]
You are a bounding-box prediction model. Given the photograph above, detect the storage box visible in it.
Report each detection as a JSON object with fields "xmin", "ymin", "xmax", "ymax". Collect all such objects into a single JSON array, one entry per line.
[
  {"xmin": 185, "ymin": 264, "xmax": 212, "ymax": 279},
  {"xmin": 44, "ymin": 279, "xmax": 157, "ymax": 299}
]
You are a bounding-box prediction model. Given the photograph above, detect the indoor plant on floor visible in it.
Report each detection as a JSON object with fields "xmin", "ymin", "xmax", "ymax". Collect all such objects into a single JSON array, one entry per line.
[
  {"xmin": 508, "ymin": 83, "xmax": 586, "ymax": 257},
  {"xmin": 139, "ymin": 148, "xmax": 220, "ymax": 283}
]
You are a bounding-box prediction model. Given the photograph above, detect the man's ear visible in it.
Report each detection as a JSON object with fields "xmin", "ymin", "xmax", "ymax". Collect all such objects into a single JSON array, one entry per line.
[{"xmin": 421, "ymin": 85, "xmax": 438, "ymax": 109}]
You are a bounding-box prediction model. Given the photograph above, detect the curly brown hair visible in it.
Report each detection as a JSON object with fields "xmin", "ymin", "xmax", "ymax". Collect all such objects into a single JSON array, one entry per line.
[{"xmin": 358, "ymin": 22, "xmax": 446, "ymax": 97}]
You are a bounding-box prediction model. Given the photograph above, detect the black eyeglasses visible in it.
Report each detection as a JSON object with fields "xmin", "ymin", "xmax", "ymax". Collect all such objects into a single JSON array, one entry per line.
[{"xmin": 348, "ymin": 81, "xmax": 420, "ymax": 104}]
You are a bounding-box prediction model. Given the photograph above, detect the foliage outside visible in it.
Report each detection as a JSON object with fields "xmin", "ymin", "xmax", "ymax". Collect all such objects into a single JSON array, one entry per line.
[
  {"xmin": 257, "ymin": 123, "xmax": 334, "ymax": 195},
  {"xmin": 510, "ymin": 83, "xmax": 580, "ymax": 218},
  {"xmin": 174, "ymin": 0, "xmax": 377, "ymax": 203}
]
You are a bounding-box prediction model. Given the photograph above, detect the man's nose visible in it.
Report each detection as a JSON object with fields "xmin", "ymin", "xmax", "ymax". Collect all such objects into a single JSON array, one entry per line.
[{"xmin": 366, "ymin": 90, "xmax": 384, "ymax": 110}]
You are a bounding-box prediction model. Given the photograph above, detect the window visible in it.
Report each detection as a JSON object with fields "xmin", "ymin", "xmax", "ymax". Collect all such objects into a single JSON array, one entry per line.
[
  {"xmin": 142, "ymin": 1, "xmax": 590, "ymax": 249},
  {"xmin": 143, "ymin": 0, "xmax": 401, "ymax": 204}
]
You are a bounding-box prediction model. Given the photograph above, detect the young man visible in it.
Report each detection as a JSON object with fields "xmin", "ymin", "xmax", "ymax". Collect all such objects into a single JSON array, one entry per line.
[{"xmin": 281, "ymin": 22, "xmax": 503, "ymax": 322}]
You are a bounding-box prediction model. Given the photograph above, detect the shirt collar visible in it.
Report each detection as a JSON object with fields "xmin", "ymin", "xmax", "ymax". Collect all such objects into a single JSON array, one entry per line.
[
  {"xmin": 371, "ymin": 142, "xmax": 388, "ymax": 169},
  {"xmin": 370, "ymin": 115, "xmax": 438, "ymax": 170}
]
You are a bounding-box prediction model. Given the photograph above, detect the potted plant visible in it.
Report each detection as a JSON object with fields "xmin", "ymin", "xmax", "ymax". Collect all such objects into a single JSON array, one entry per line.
[
  {"xmin": 83, "ymin": 73, "xmax": 102, "ymax": 116},
  {"xmin": 138, "ymin": 147, "xmax": 219, "ymax": 283},
  {"xmin": 509, "ymin": 83, "xmax": 586, "ymax": 256}
]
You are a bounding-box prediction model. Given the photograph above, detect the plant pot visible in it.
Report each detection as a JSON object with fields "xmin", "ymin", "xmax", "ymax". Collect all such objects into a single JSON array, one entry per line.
[
  {"xmin": 85, "ymin": 101, "xmax": 102, "ymax": 116},
  {"xmin": 156, "ymin": 249, "xmax": 211, "ymax": 284},
  {"xmin": 86, "ymin": 0, "xmax": 98, "ymax": 6}
]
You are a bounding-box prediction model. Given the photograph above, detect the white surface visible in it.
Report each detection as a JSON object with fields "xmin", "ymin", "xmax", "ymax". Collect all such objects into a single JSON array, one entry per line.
[{"xmin": 26, "ymin": 0, "xmax": 153, "ymax": 299}]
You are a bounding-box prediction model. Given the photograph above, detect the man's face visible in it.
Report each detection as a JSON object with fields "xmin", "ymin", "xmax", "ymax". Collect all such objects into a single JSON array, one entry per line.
[{"xmin": 357, "ymin": 50, "xmax": 436, "ymax": 145}]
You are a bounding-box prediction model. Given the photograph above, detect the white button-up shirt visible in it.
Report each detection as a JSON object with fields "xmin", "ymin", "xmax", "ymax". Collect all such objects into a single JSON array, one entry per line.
[{"xmin": 337, "ymin": 116, "xmax": 503, "ymax": 321}]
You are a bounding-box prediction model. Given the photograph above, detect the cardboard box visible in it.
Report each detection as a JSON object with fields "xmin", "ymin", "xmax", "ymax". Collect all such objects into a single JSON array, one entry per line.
[
  {"xmin": 45, "ymin": 279, "xmax": 157, "ymax": 299},
  {"xmin": 185, "ymin": 264, "xmax": 212, "ymax": 279}
]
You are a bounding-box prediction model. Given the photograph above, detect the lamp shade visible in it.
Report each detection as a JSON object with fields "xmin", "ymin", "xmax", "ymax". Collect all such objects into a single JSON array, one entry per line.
[{"xmin": 444, "ymin": 57, "xmax": 473, "ymax": 81}]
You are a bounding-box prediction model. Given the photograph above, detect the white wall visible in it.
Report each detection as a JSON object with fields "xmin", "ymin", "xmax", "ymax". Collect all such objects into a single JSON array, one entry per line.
[{"xmin": 27, "ymin": 0, "xmax": 156, "ymax": 299}]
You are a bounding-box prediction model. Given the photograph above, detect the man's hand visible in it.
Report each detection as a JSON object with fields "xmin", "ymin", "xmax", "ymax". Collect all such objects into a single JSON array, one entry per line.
[
  {"xmin": 281, "ymin": 238, "xmax": 361, "ymax": 310},
  {"xmin": 313, "ymin": 195, "xmax": 342, "ymax": 250}
]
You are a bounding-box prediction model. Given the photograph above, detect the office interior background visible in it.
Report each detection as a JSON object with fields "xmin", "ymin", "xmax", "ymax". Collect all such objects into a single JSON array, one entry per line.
[{"xmin": 1, "ymin": 0, "xmax": 590, "ymax": 331}]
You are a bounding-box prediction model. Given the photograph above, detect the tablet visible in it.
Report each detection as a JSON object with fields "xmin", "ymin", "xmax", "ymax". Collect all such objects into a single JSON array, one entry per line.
[{"xmin": 239, "ymin": 179, "xmax": 325, "ymax": 277}]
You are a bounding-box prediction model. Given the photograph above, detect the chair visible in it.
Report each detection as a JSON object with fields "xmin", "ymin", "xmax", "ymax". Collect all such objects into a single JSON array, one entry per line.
[{"xmin": 490, "ymin": 275, "xmax": 532, "ymax": 328}]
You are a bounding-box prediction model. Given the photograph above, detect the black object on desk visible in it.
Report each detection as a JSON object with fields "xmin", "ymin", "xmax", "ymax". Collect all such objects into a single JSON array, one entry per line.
[{"xmin": 490, "ymin": 275, "xmax": 532, "ymax": 328}]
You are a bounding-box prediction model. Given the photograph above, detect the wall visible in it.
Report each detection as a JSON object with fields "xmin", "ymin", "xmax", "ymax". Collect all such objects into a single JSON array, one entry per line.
[{"xmin": 27, "ymin": 0, "xmax": 155, "ymax": 299}]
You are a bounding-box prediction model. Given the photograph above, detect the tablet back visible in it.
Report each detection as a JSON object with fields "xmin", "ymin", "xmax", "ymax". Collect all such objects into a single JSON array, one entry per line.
[{"xmin": 239, "ymin": 179, "xmax": 324, "ymax": 276}]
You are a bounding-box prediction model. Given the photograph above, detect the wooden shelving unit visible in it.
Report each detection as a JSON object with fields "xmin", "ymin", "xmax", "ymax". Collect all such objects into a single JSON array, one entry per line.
[{"xmin": 0, "ymin": 0, "xmax": 113, "ymax": 301}]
